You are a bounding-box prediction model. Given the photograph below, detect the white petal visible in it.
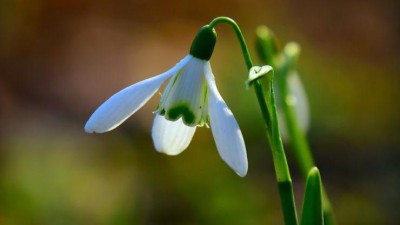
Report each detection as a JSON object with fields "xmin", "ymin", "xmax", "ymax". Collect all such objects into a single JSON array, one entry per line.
[
  {"xmin": 84, "ymin": 56, "xmax": 192, "ymax": 133},
  {"xmin": 276, "ymin": 71, "xmax": 310, "ymax": 141},
  {"xmin": 204, "ymin": 63, "xmax": 248, "ymax": 177},
  {"xmin": 151, "ymin": 114, "xmax": 196, "ymax": 155},
  {"xmin": 287, "ymin": 72, "xmax": 310, "ymax": 132},
  {"xmin": 162, "ymin": 57, "xmax": 207, "ymax": 126}
]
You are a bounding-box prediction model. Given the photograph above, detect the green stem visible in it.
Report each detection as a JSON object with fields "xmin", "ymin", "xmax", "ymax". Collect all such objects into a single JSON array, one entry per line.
[
  {"xmin": 255, "ymin": 76, "xmax": 298, "ymax": 225},
  {"xmin": 255, "ymin": 77, "xmax": 291, "ymax": 182},
  {"xmin": 278, "ymin": 43, "xmax": 336, "ymax": 225},
  {"xmin": 209, "ymin": 17, "xmax": 253, "ymax": 70},
  {"xmin": 276, "ymin": 44, "xmax": 315, "ymax": 177},
  {"xmin": 209, "ymin": 17, "xmax": 298, "ymax": 225}
]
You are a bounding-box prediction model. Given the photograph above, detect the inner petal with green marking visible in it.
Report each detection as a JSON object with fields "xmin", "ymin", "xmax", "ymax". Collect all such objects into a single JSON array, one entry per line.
[
  {"xmin": 157, "ymin": 56, "xmax": 208, "ymax": 127},
  {"xmin": 166, "ymin": 102, "xmax": 196, "ymax": 125}
]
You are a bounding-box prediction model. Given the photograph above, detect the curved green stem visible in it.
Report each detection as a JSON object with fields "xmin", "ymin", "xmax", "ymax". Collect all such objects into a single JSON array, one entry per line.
[
  {"xmin": 209, "ymin": 17, "xmax": 298, "ymax": 225},
  {"xmin": 209, "ymin": 17, "xmax": 253, "ymax": 70}
]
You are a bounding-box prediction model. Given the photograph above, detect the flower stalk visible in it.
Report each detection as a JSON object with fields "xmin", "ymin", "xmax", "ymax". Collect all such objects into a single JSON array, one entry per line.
[
  {"xmin": 255, "ymin": 25, "xmax": 336, "ymax": 225},
  {"xmin": 209, "ymin": 17, "xmax": 298, "ymax": 225},
  {"xmin": 277, "ymin": 42, "xmax": 315, "ymax": 175}
]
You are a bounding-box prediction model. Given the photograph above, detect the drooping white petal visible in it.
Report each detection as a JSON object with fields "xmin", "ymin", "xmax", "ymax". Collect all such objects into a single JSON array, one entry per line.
[
  {"xmin": 287, "ymin": 71, "xmax": 309, "ymax": 132},
  {"xmin": 84, "ymin": 55, "xmax": 192, "ymax": 133},
  {"xmin": 84, "ymin": 74, "xmax": 170, "ymax": 133},
  {"xmin": 204, "ymin": 63, "xmax": 248, "ymax": 177},
  {"xmin": 151, "ymin": 114, "xmax": 196, "ymax": 155},
  {"xmin": 275, "ymin": 71, "xmax": 310, "ymax": 141}
]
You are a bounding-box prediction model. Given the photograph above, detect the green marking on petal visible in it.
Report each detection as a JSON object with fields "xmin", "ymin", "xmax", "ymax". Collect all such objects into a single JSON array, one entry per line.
[
  {"xmin": 167, "ymin": 103, "xmax": 196, "ymax": 125},
  {"xmin": 159, "ymin": 108, "xmax": 166, "ymax": 116},
  {"xmin": 154, "ymin": 104, "xmax": 166, "ymax": 116}
]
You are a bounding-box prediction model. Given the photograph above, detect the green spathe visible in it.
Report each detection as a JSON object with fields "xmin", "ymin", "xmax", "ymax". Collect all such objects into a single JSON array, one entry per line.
[
  {"xmin": 190, "ymin": 25, "xmax": 217, "ymax": 60},
  {"xmin": 166, "ymin": 103, "xmax": 196, "ymax": 125}
]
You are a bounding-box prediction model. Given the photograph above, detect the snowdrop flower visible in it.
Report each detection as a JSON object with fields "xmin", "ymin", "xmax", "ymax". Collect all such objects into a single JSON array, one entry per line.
[
  {"xmin": 275, "ymin": 42, "xmax": 310, "ymax": 140},
  {"xmin": 276, "ymin": 71, "xmax": 310, "ymax": 140},
  {"xmin": 85, "ymin": 25, "xmax": 248, "ymax": 177}
]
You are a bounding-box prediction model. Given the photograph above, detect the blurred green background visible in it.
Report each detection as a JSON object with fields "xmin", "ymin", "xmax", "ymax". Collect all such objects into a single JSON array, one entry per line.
[{"xmin": 0, "ymin": 0, "xmax": 399, "ymax": 224}]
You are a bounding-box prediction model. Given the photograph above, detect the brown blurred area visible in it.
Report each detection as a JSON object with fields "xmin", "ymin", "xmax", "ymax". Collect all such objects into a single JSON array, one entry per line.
[{"xmin": 0, "ymin": 0, "xmax": 399, "ymax": 224}]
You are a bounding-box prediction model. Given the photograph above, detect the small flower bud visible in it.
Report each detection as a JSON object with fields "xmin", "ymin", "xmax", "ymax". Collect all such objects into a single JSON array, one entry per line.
[{"xmin": 255, "ymin": 26, "xmax": 279, "ymax": 66}]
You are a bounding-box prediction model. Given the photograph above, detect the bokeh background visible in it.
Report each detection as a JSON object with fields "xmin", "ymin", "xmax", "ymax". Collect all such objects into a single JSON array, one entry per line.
[{"xmin": 1, "ymin": 0, "xmax": 399, "ymax": 224}]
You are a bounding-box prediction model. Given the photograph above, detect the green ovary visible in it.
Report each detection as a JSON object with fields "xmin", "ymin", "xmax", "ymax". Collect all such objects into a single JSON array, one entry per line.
[{"xmin": 166, "ymin": 103, "xmax": 196, "ymax": 125}]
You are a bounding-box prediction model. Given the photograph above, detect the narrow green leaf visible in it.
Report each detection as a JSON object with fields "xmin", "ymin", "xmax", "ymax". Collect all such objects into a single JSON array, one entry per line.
[{"xmin": 301, "ymin": 167, "xmax": 324, "ymax": 225}]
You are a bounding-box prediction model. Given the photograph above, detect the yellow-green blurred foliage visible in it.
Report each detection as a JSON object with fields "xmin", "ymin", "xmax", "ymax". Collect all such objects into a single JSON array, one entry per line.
[{"xmin": 0, "ymin": 0, "xmax": 399, "ymax": 224}]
